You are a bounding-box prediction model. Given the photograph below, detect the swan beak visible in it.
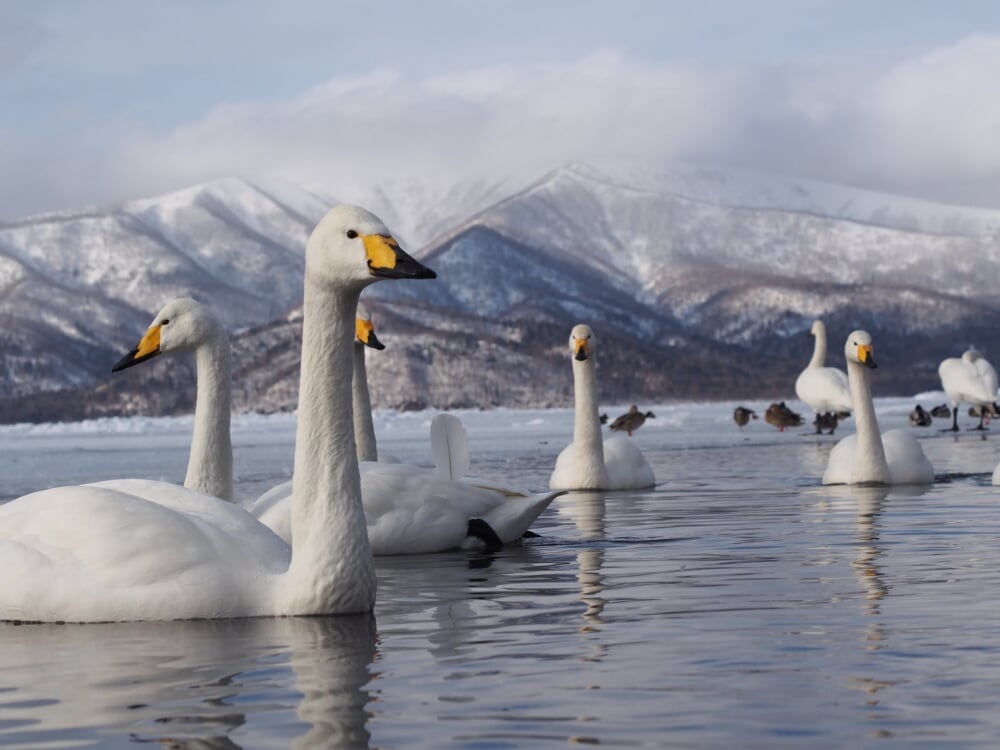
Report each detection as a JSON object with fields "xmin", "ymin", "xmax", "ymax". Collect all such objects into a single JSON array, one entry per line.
[
  {"xmin": 363, "ymin": 234, "xmax": 437, "ymax": 279},
  {"xmin": 858, "ymin": 344, "xmax": 877, "ymax": 369},
  {"xmin": 356, "ymin": 318, "xmax": 385, "ymax": 350},
  {"xmin": 112, "ymin": 325, "xmax": 162, "ymax": 372},
  {"xmin": 574, "ymin": 339, "xmax": 589, "ymax": 361}
]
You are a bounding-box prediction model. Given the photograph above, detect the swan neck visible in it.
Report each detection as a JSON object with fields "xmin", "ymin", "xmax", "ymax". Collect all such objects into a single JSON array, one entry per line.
[
  {"xmin": 808, "ymin": 330, "xmax": 827, "ymax": 369},
  {"xmin": 847, "ymin": 359, "xmax": 890, "ymax": 483},
  {"xmin": 286, "ymin": 278, "xmax": 375, "ymax": 613},
  {"xmin": 573, "ymin": 356, "xmax": 605, "ymax": 460},
  {"xmin": 353, "ymin": 342, "xmax": 378, "ymax": 462},
  {"xmin": 185, "ymin": 334, "xmax": 233, "ymax": 501}
]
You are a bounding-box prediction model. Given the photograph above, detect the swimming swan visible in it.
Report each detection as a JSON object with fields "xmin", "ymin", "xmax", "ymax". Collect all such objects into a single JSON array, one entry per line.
[
  {"xmin": 0, "ymin": 204, "xmax": 436, "ymax": 622},
  {"xmin": 113, "ymin": 300, "xmax": 553, "ymax": 554},
  {"xmin": 822, "ymin": 330, "xmax": 934, "ymax": 486},
  {"xmin": 938, "ymin": 349, "xmax": 999, "ymax": 431},
  {"xmin": 795, "ymin": 320, "xmax": 852, "ymax": 432},
  {"xmin": 549, "ymin": 325, "xmax": 655, "ymax": 491}
]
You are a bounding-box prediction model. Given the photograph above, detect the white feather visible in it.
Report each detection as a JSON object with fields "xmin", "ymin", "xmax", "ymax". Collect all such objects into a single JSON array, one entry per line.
[{"xmin": 430, "ymin": 413, "xmax": 470, "ymax": 481}]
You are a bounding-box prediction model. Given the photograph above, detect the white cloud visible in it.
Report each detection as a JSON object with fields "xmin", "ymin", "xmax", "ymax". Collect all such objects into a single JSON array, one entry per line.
[{"xmin": 7, "ymin": 36, "xmax": 1000, "ymax": 218}]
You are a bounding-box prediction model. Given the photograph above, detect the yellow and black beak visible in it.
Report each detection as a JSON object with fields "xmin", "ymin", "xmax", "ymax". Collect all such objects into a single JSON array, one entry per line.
[
  {"xmin": 362, "ymin": 234, "xmax": 436, "ymax": 279},
  {"xmin": 858, "ymin": 344, "xmax": 877, "ymax": 369},
  {"xmin": 356, "ymin": 318, "xmax": 385, "ymax": 350},
  {"xmin": 112, "ymin": 325, "xmax": 162, "ymax": 372},
  {"xmin": 574, "ymin": 339, "xmax": 589, "ymax": 361}
]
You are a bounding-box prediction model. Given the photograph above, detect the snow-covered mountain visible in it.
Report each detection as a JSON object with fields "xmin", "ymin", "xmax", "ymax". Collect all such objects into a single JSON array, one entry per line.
[{"xmin": 3, "ymin": 163, "xmax": 1000, "ymax": 422}]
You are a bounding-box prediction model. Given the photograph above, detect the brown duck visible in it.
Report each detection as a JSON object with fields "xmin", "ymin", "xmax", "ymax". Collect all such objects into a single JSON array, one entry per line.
[
  {"xmin": 733, "ymin": 406, "xmax": 758, "ymax": 429},
  {"xmin": 609, "ymin": 404, "xmax": 655, "ymax": 436},
  {"xmin": 765, "ymin": 401, "xmax": 804, "ymax": 432}
]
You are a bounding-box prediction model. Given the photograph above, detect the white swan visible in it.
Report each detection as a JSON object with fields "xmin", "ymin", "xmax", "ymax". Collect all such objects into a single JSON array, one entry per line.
[
  {"xmin": 113, "ymin": 300, "xmax": 555, "ymax": 555},
  {"xmin": 0, "ymin": 204, "xmax": 436, "ymax": 622},
  {"xmin": 794, "ymin": 320, "xmax": 852, "ymax": 430},
  {"xmin": 938, "ymin": 349, "xmax": 999, "ymax": 431},
  {"xmin": 822, "ymin": 330, "xmax": 934, "ymax": 486},
  {"xmin": 549, "ymin": 325, "xmax": 655, "ymax": 491}
]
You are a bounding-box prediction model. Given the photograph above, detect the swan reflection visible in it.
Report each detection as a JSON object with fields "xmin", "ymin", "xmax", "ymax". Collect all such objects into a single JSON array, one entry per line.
[{"xmin": 557, "ymin": 491, "xmax": 608, "ymax": 632}]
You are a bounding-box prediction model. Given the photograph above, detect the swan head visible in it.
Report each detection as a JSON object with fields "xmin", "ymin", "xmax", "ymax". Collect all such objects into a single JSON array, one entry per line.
[
  {"xmin": 570, "ymin": 324, "xmax": 594, "ymax": 362},
  {"xmin": 355, "ymin": 303, "xmax": 385, "ymax": 350},
  {"xmin": 306, "ymin": 205, "xmax": 435, "ymax": 287},
  {"xmin": 112, "ymin": 298, "xmax": 223, "ymax": 371},
  {"xmin": 962, "ymin": 349, "xmax": 983, "ymax": 364},
  {"xmin": 845, "ymin": 330, "xmax": 877, "ymax": 369}
]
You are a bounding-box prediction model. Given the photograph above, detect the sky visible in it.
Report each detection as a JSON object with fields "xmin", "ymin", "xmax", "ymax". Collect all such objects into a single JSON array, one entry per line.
[{"xmin": 4, "ymin": 0, "xmax": 1000, "ymax": 220}]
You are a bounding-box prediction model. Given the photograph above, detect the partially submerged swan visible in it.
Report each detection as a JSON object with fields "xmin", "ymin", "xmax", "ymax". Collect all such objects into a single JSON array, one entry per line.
[
  {"xmin": 795, "ymin": 320, "xmax": 852, "ymax": 433},
  {"xmin": 823, "ymin": 330, "xmax": 933, "ymax": 486},
  {"xmin": 0, "ymin": 204, "xmax": 436, "ymax": 622},
  {"xmin": 550, "ymin": 325, "xmax": 655, "ymax": 491}
]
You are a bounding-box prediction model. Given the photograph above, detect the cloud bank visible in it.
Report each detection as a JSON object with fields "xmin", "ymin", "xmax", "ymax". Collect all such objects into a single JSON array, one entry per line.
[{"xmin": 5, "ymin": 36, "xmax": 1000, "ymax": 219}]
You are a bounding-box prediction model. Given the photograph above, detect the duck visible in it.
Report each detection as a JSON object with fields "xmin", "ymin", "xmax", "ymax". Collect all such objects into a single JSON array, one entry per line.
[
  {"xmin": 0, "ymin": 204, "xmax": 436, "ymax": 622},
  {"xmin": 794, "ymin": 320, "xmax": 853, "ymax": 434},
  {"xmin": 764, "ymin": 402, "xmax": 804, "ymax": 431},
  {"xmin": 929, "ymin": 404, "xmax": 952, "ymax": 419},
  {"xmin": 908, "ymin": 404, "xmax": 932, "ymax": 427},
  {"xmin": 813, "ymin": 411, "xmax": 840, "ymax": 435},
  {"xmin": 822, "ymin": 330, "xmax": 934, "ymax": 485},
  {"xmin": 549, "ymin": 325, "xmax": 655, "ymax": 491},
  {"xmin": 114, "ymin": 301, "xmax": 555, "ymax": 555},
  {"xmin": 938, "ymin": 349, "xmax": 999, "ymax": 431},
  {"xmin": 733, "ymin": 406, "xmax": 757, "ymax": 429},
  {"xmin": 608, "ymin": 405, "xmax": 655, "ymax": 436}
]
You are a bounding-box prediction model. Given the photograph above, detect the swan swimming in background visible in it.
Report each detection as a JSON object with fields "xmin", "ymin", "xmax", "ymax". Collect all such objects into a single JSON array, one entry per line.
[
  {"xmin": 0, "ymin": 204, "xmax": 436, "ymax": 622},
  {"xmin": 822, "ymin": 330, "xmax": 933, "ymax": 486},
  {"xmin": 795, "ymin": 320, "xmax": 852, "ymax": 432},
  {"xmin": 114, "ymin": 300, "xmax": 554, "ymax": 555},
  {"xmin": 550, "ymin": 325, "xmax": 655, "ymax": 491},
  {"xmin": 938, "ymin": 349, "xmax": 999, "ymax": 431}
]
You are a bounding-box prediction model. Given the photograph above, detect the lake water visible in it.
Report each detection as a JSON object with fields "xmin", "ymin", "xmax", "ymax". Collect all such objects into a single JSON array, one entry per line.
[{"xmin": 2, "ymin": 398, "xmax": 1000, "ymax": 748}]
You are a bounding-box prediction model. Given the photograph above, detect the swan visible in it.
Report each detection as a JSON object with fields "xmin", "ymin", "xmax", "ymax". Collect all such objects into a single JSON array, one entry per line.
[
  {"xmin": 549, "ymin": 325, "xmax": 655, "ymax": 491},
  {"xmin": 938, "ymin": 349, "xmax": 999, "ymax": 431},
  {"xmin": 795, "ymin": 320, "xmax": 852, "ymax": 432},
  {"xmin": 0, "ymin": 204, "xmax": 436, "ymax": 622},
  {"xmin": 822, "ymin": 330, "xmax": 934, "ymax": 486},
  {"xmin": 113, "ymin": 300, "xmax": 554, "ymax": 555}
]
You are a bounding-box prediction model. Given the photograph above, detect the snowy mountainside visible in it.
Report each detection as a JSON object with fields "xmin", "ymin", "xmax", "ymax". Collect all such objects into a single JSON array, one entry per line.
[{"xmin": 4, "ymin": 163, "xmax": 1000, "ymax": 422}]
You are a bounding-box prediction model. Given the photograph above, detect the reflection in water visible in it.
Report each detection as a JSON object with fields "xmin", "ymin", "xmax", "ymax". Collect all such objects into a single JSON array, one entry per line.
[
  {"xmin": 557, "ymin": 491, "xmax": 608, "ymax": 640},
  {"xmin": 0, "ymin": 616, "xmax": 377, "ymax": 749}
]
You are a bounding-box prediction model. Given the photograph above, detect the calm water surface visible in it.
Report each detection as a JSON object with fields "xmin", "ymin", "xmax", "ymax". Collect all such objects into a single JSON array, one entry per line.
[{"xmin": 2, "ymin": 401, "xmax": 1000, "ymax": 748}]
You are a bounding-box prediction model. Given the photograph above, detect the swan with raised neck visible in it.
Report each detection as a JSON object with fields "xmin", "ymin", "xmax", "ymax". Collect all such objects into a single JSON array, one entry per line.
[
  {"xmin": 353, "ymin": 303, "xmax": 384, "ymax": 462},
  {"xmin": 822, "ymin": 330, "xmax": 933, "ymax": 486},
  {"xmin": 550, "ymin": 324, "xmax": 655, "ymax": 491},
  {"xmin": 113, "ymin": 298, "xmax": 234, "ymax": 502}
]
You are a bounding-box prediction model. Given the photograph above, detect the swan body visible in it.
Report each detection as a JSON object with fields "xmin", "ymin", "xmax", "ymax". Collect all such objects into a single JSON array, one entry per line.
[
  {"xmin": 0, "ymin": 204, "xmax": 436, "ymax": 622},
  {"xmin": 822, "ymin": 330, "xmax": 933, "ymax": 486},
  {"xmin": 550, "ymin": 325, "xmax": 655, "ymax": 491},
  {"xmin": 795, "ymin": 320, "xmax": 853, "ymax": 419},
  {"xmin": 939, "ymin": 349, "xmax": 999, "ymax": 431}
]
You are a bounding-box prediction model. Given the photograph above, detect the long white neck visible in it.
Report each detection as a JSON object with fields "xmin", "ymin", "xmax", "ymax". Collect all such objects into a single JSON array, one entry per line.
[
  {"xmin": 808, "ymin": 328, "xmax": 827, "ymax": 369},
  {"xmin": 184, "ymin": 336, "xmax": 234, "ymax": 501},
  {"xmin": 282, "ymin": 278, "xmax": 376, "ymax": 614},
  {"xmin": 847, "ymin": 360, "xmax": 890, "ymax": 484},
  {"xmin": 573, "ymin": 356, "xmax": 608, "ymax": 480},
  {"xmin": 352, "ymin": 342, "xmax": 378, "ymax": 462}
]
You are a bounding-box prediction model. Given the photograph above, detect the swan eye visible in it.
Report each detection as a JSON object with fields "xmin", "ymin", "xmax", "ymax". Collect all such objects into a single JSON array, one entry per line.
[
  {"xmin": 161, "ymin": 319, "xmax": 170, "ymax": 325},
  {"xmin": 346, "ymin": 230, "xmax": 358, "ymax": 239}
]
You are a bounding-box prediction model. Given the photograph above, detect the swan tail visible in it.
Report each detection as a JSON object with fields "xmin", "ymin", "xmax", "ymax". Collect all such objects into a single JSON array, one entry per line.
[
  {"xmin": 483, "ymin": 491, "xmax": 562, "ymax": 543},
  {"xmin": 430, "ymin": 413, "xmax": 471, "ymax": 481}
]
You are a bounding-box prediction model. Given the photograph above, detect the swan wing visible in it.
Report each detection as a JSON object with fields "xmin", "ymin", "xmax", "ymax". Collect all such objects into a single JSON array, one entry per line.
[
  {"xmin": 882, "ymin": 429, "xmax": 934, "ymax": 485},
  {"xmin": 940, "ymin": 358, "xmax": 995, "ymax": 404},
  {"xmin": 822, "ymin": 434, "xmax": 857, "ymax": 485},
  {"xmin": 430, "ymin": 413, "xmax": 471, "ymax": 480},
  {"xmin": 603, "ymin": 436, "xmax": 655, "ymax": 489},
  {"xmin": 795, "ymin": 367, "xmax": 852, "ymax": 414}
]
